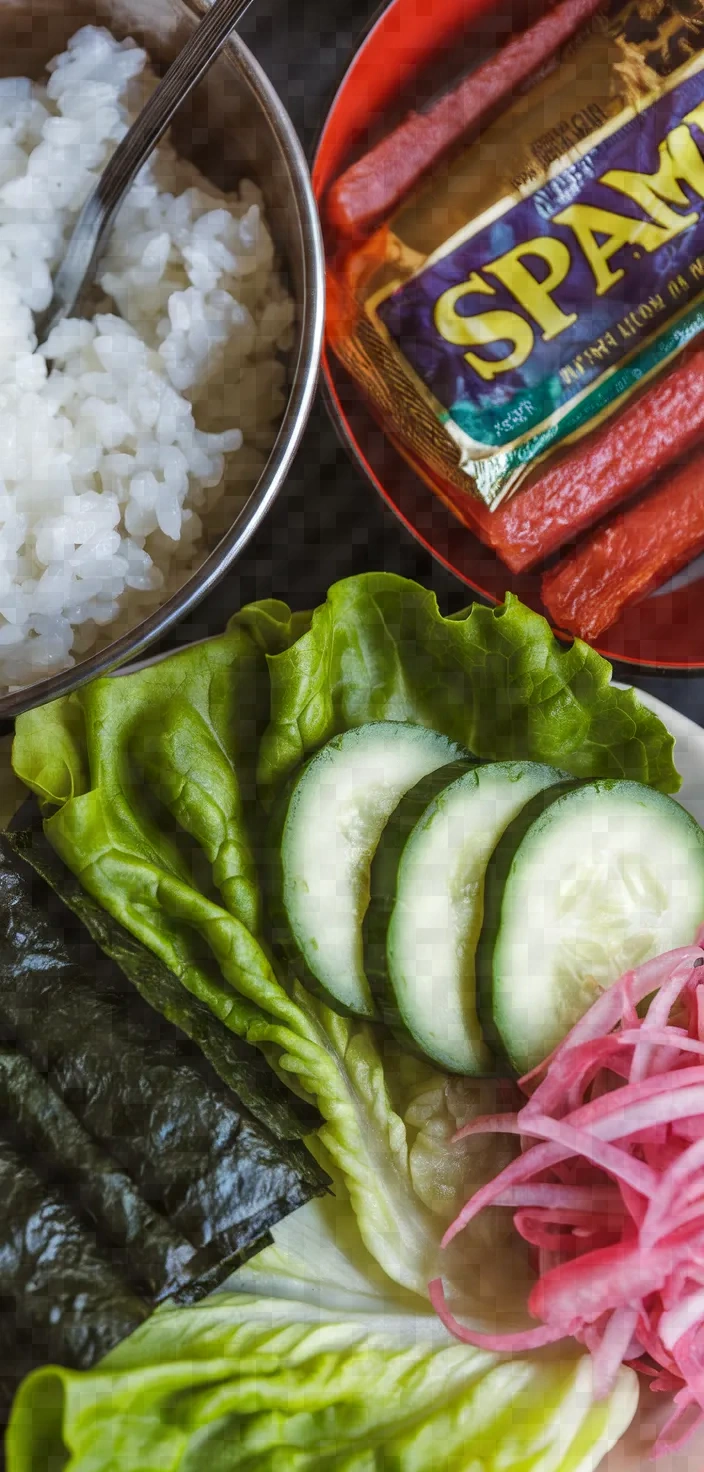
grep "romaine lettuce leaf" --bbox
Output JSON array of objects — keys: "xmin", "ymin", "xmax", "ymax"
[
  {"xmin": 235, "ymin": 575, "xmax": 678, "ymax": 799},
  {"xmin": 7, "ymin": 1190, "xmax": 638, "ymax": 1472}
]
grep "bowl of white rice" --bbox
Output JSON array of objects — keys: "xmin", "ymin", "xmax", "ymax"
[{"xmin": 0, "ymin": 0, "xmax": 324, "ymax": 715}]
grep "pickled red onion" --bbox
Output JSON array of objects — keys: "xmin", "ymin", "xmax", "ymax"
[{"xmin": 431, "ymin": 945, "xmax": 704, "ymax": 1455}]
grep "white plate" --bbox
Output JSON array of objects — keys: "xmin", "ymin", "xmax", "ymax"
[
  {"xmin": 577, "ymin": 689, "xmax": 704, "ymax": 1469},
  {"xmin": 5, "ymin": 675, "xmax": 704, "ymax": 1466},
  {"xmin": 630, "ymin": 687, "xmax": 704, "ymax": 827}
]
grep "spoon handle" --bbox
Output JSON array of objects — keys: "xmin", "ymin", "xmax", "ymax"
[{"xmin": 36, "ymin": 0, "xmax": 256, "ymax": 343}]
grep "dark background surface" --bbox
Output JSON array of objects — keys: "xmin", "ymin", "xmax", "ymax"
[{"xmin": 165, "ymin": 0, "xmax": 704, "ymax": 728}]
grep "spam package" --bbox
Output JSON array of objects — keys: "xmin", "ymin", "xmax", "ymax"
[{"xmin": 326, "ymin": 0, "xmax": 704, "ymax": 638}]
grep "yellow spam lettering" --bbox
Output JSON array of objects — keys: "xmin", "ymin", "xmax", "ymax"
[
  {"xmin": 556, "ymin": 110, "xmax": 704, "ymax": 291},
  {"xmin": 483, "ymin": 238, "xmax": 577, "ymax": 341},
  {"xmin": 433, "ymin": 275, "xmax": 534, "ymax": 380},
  {"xmin": 600, "ymin": 125, "xmax": 703, "ymax": 232},
  {"xmin": 434, "ymin": 101, "xmax": 704, "ymax": 375},
  {"xmin": 551, "ymin": 204, "xmax": 671, "ymax": 294}
]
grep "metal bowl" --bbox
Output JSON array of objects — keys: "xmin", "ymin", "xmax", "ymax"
[{"xmin": 0, "ymin": 0, "xmax": 324, "ymax": 719}]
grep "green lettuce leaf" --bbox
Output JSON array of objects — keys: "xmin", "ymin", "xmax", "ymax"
[
  {"xmin": 7, "ymin": 841, "xmax": 526, "ymax": 1303},
  {"xmin": 10, "ymin": 579, "xmax": 680, "ymax": 1312},
  {"xmin": 236, "ymin": 575, "xmax": 678, "ymax": 799},
  {"xmin": 10, "ymin": 824, "xmax": 319, "ymax": 1143},
  {"xmin": 16, "ymin": 626, "xmax": 266, "ymax": 926},
  {"xmin": 9, "ymin": 577, "xmax": 663, "ymax": 1467},
  {"xmin": 7, "ymin": 1191, "xmax": 638, "ymax": 1472},
  {"xmin": 12, "ymin": 653, "xmax": 509, "ymax": 1303},
  {"xmin": 14, "ymin": 628, "xmax": 290, "ymax": 1043},
  {"xmin": 13, "ymin": 694, "xmax": 89, "ymax": 807}
]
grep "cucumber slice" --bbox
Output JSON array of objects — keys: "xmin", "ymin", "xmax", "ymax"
[
  {"xmin": 365, "ymin": 758, "xmax": 477, "ymax": 1006},
  {"xmin": 480, "ymin": 780, "xmax": 704, "ymax": 1077},
  {"xmin": 277, "ymin": 722, "xmax": 470, "ymax": 1017},
  {"xmin": 370, "ymin": 762, "xmax": 567, "ymax": 1074}
]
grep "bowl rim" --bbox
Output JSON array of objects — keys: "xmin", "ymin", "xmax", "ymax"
[{"xmin": 0, "ymin": 0, "xmax": 325, "ymax": 721}]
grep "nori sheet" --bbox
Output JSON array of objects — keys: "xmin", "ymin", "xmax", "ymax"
[
  {"xmin": 0, "ymin": 830, "xmax": 326, "ymax": 1409},
  {"xmin": 0, "ymin": 1129, "xmax": 149, "ymax": 1420},
  {"xmin": 9, "ymin": 808, "xmax": 318, "ymax": 1143}
]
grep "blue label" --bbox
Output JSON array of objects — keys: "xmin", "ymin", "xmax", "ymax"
[{"xmin": 375, "ymin": 59, "xmax": 704, "ymax": 459}]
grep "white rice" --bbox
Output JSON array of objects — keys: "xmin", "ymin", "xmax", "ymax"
[{"xmin": 0, "ymin": 26, "xmax": 295, "ymax": 690}]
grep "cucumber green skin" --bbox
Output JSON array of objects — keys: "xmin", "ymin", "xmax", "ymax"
[
  {"xmin": 364, "ymin": 759, "xmax": 479, "ymax": 1057},
  {"xmin": 475, "ymin": 779, "xmax": 593, "ymax": 1075},
  {"xmin": 263, "ymin": 760, "xmax": 375, "ymax": 1018}
]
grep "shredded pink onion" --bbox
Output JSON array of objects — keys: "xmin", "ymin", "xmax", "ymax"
[{"xmin": 433, "ymin": 945, "xmax": 704, "ymax": 1456}]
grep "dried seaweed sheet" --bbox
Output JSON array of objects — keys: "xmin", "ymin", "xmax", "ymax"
[
  {"xmin": 0, "ymin": 1127, "xmax": 149, "ymax": 1420},
  {"xmin": 0, "ymin": 831, "xmax": 325, "ymax": 1406},
  {"xmin": 10, "ymin": 809, "xmax": 318, "ymax": 1142}
]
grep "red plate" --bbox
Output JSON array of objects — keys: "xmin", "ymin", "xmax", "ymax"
[{"xmin": 313, "ymin": 0, "xmax": 704, "ymax": 672}]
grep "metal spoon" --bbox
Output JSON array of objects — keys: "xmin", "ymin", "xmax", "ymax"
[{"xmin": 34, "ymin": 0, "xmax": 256, "ymax": 346}]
